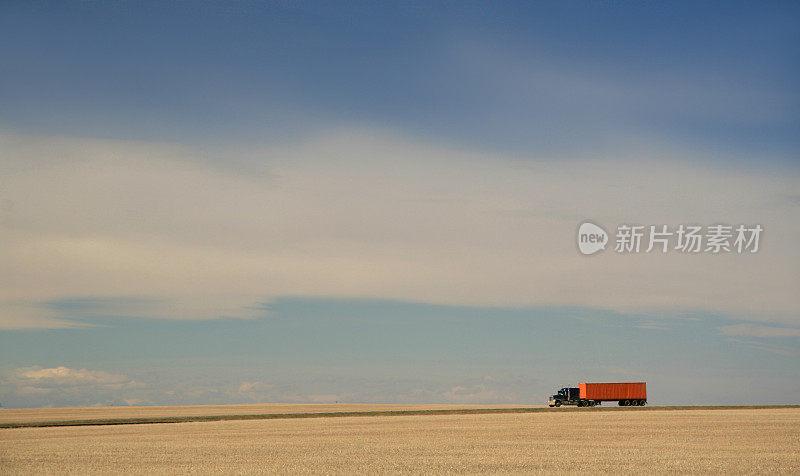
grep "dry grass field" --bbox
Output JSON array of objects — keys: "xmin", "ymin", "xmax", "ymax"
[
  {"xmin": 0, "ymin": 403, "xmax": 525, "ymax": 425},
  {"xmin": 2, "ymin": 407, "xmax": 798, "ymax": 474}
]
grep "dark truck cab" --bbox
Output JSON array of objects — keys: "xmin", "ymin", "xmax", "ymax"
[{"xmin": 548, "ymin": 387, "xmax": 586, "ymax": 407}]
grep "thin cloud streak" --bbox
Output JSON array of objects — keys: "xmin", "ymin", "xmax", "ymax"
[{"xmin": 719, "ymin": 323, "xmax": 800, "ymax": 338}]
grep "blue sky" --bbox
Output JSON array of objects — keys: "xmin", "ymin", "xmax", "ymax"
[
  {"xmin": 2, "ymin": 298, "xmax": 798, "ymax": 407},
  {"xmin": 0, "ymin": 1, "xmax": 798, "ymax": 407},
  {"xmin": 2, "ymin": 2, "xmax": 798, "ymax": 158}
]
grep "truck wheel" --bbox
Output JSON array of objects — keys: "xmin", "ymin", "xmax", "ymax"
[
  {"xmin": 554, "ymin": 401, "xmax": 561, "ymax": 407},
  {"xmin": 619, "ymin": 400, "xmax": 628, "ymax": 406}
]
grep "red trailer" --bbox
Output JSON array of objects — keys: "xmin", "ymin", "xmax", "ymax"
[
  {"xmin": 548, "ymin": 382, "xmax": 647, "ymax": 407},
  {"xmin": 580, "ymin": 382, "xmax": 647, "ymax": 406}
]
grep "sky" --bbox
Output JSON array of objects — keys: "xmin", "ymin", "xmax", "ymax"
[{"xmin": 1, "ymin": 1, "xmax": 798, "ymax": 408}]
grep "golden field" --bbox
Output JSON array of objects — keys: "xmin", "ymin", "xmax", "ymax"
[
  {"xmin": 1, "ymin": 407, "xmax": 798, "ymax": 474},
  {"xmin": 0, "ymin": 403, "xmax": 524, "ymax": 425}
]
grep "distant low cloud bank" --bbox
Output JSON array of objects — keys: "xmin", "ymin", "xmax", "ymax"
[
  {"xmin": 1, "ymin": 366, "xmax": 144, "ymax": 406},
  {"xmin": 16, "ymin": 366, "xmax": 130, "ymax": 385}
]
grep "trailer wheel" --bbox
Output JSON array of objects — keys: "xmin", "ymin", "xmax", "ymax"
[
  {"xmin": 619, "ymin": 400, "xmax": 628, "ymax": 406},
  {"xmin": 639, "ymin": 400, "xmax": 646, "ymax": 406}
]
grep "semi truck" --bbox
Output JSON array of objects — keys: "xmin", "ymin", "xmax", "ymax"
[{"xmin": 548, "ymin": 382, "xmax": 647, "ymax": 407}]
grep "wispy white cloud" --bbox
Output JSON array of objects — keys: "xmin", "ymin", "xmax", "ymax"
[
  {"xmin": 237, "ymin": 380, "xmax": 274, "ymax": 396},
  {"xmin": 634, "ymin": 321, "xmax": 673, "ymax": 331},
  {"xmin": 725, "ymin": 338, "xmax": 796, "ymax": 356},
  {"xmin": 719, "ymin": 323, "xmax": 800, "ymax": 338},
  {"xmin": 238, "ymin": 381, "xmax": 269, "ymax": 393},
  {"xmin": 1, "ymin": 129, "xmax": 798, "ymax": 329}
]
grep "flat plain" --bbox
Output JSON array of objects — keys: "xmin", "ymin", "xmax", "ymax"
[
  {"xmin": 2, "ymin": 407, "xmax": 798, "ymax": 474},
  {"xmin": 0, "ymin": 403, "xmax": 524, "ymax": 425}
]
